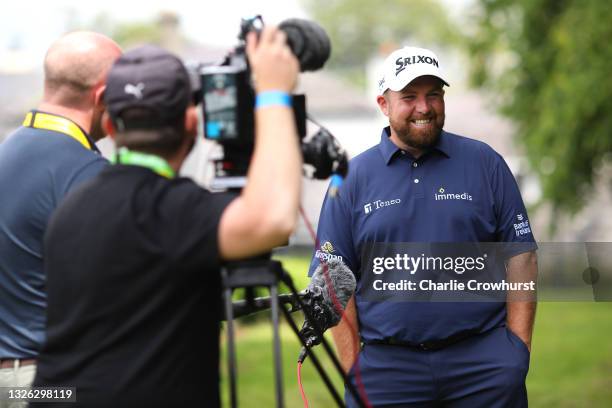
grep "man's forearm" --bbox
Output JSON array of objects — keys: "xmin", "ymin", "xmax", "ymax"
[
  {"xmin": 506, "ymin": 250, "xmax": 538, "ymax": 350},
  {"xmin": 247, "ymin": 105, "xmax": 301, "ymax": 225},
  {"xmin": 217, "ymin": 26, "xmax": 302, "ymax": 258},
  {"xmin": 243, "ymin": 27, "xmax": 301, "ymax": 236},
  {"xmin": 331, "ymin": 296, "xmax": 360, "ymax": 374}
]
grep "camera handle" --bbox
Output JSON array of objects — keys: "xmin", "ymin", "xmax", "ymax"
[{"xmin": 222, "ymin": 259, "xmax": 366, "ymax": 408}]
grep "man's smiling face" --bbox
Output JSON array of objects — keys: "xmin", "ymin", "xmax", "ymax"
[{"xmin": 377, "ymin": 75, "xmax": 446, "ymax": 156}]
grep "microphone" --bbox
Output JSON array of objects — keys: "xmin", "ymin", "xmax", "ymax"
[
  {"xmin": 223, "ymin": 258, "xmax": 355, "ymax": 363},
  {"xmin": 298, "ymin": 259, "xmax": 356, "ymax": 363},
  {"xmin": 226, "ymin": 258, "xmax": 354, "ymax": 319},
  {"xmin": 279, "ymin": 18, "xmax": 331, "ymax": 72}
]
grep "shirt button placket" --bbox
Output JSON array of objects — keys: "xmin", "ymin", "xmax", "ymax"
[{"xmin": 412, "ymin": 161, "xmax": 425, "ymax": 198}]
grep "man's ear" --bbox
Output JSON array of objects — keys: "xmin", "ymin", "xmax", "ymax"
[
  {"xmin": 94, "ymin": 85, "xmax": 106, "ymax": 107},
  {"xmin": 184, "ymin": 106, "xmax": 198, "ymax": 138},
  {"xmin": 102, "ymin": 111, "xmax": 116, "ymax": 139},
  {"xmin": 377, "ymin": 94, "xmax": 390, "ymax": 117}
]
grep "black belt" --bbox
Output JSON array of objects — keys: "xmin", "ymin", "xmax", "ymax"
[{"xmin": 363, "ymin": 329, "xmax": 478, "ymax": 351}]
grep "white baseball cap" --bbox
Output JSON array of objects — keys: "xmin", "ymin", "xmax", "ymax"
[{"xmin": 377, "ymin": 46, "xmax": 449, "ymax": 95}]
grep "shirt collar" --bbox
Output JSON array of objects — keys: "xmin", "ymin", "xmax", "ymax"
[{"xmin": 378, "ymin": 127, "xmax": 452, "ymax": 165}]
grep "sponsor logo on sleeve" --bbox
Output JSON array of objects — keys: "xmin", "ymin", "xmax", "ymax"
[
  {"xmin": 513, "ymin": 213, "xmax": 532, "ymax": 236},
  {"xmin": 321, "ymin": 241, "xmax": 334, "ymax": 253},
  {"xmin": 315, "ymin": 241, "xmax": 343, "ymax": 262}
]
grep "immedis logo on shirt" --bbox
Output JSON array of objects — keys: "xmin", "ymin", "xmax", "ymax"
[{"xmin": 434, "ymin": 187, "xmax": 473, "ymax": 201}]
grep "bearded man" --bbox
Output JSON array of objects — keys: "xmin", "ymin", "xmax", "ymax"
[{"xmin": 308, "ymin": 46, "xmax": 537, "ymax": 408}]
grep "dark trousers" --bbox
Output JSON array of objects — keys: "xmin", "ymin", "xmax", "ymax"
[{"xmin": 346, "ymin": 326, "xmax": 530, "ymax": 408}]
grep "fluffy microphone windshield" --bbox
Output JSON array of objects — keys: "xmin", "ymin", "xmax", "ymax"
[
  {"xmin": 307, "ymin": 258, "xmax": 356, "ymax": 327},
  {"xmin": 297, "ymin": 259, "xmax": 356, "ymax": 360}
]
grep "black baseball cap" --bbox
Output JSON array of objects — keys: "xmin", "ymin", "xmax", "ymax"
[{"xmin": 104, "ymin": 45, "xmax": 191, "ymax": 130}]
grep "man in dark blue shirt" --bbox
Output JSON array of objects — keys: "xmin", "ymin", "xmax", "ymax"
[
  {"xmin": 309, "ymin": 46, "xmax": 537, "ymax": 407},
  {"xmin": 0, "ymin": 32, "xmax": 121, "ymax": 395}
]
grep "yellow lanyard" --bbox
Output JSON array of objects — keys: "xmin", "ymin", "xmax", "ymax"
[{"xmin": 22, "ymin": 111, "xmax": 97, "ymax": 152}]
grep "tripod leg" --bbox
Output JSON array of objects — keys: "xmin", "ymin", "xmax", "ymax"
[
  {"xmin": 270, "ymin": 285, "xmax": 285, "ymax": 408},
  {"xmin": 223, "ymin": 273, "xmax": 238, "ymax": 408},
  {"xmin": 280, "ymin": 306, "xmax": 345, "ymax": 407},
  {"xmin": 283, "ymin": 276, "xmax": 365, "ymax": 408}
]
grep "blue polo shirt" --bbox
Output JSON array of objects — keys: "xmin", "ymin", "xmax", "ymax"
[
  {"xmin": 0, "ymin": 124, "xmax": 107, "ymax": 358},
  {"xmin": 308, "ymin": 128, "xmax": 536, "ymax": 343}
]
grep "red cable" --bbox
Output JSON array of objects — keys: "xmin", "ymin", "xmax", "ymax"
[
  {"xmin": 297, "ymin": 362, "xmax": 309, "ymax": 408},
  {"xmin": 299, "ymin": 205, "xmax": 372, "ymax": 408}
]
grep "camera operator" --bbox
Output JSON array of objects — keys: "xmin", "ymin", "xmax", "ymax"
[{"xmin": 31, "ymin": 27, "xmax": 300, "ymax": 407}]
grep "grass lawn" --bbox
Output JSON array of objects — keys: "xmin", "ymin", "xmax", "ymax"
[{"xmin": 220, "ymin": 255, "xmax": 612, "ymax": 407}]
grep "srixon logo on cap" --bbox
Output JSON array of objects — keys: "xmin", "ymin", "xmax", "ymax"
[{"xmin": 395, "ymin": 55, "xmax": 439, "ymax": 76}]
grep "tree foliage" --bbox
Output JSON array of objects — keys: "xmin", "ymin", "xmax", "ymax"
[
  {"xmin": 303, "ymin": 0, "xmax": 459, "ymax": 86},
  {"xmin": 468, "ymin": 0, "xmax": 612, "ymax": 213},
  {"xmin": 111, "ymin": 22, "xmax": 164, "ymax": 48},
  {"xmin": 85, "ymin": 12, "xmax": 172, "ymax": 49}
]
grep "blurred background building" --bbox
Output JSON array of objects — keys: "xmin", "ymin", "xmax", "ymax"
[{"xmin": 1, "ymin": 0, "xmax": 610, "ymax": 243}]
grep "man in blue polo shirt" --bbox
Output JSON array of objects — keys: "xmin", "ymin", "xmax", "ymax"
[
  {"xmin": 0, "ymin": 31, "xmax": 121, "ymax": 398},
  {"xmin": 309, "ymin": 46, "xmax": 537, "ymax": 407}
]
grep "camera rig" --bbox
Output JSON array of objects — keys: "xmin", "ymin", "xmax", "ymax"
[
  {"xmin": 191, "ymin": 15, "xmax": 348, "ymax": 190},
  {"xmin": 190, "ymin": 16, "xmax": 363, "ymax": 407}
]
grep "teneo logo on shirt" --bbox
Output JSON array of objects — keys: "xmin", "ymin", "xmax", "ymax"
[
  {"xmin": 434, "ymin": 187, "xmax": 473, "ymax": 201},
  {"xmin": 363, "ymin": 198, "xmax": 401, "ymax": 215},
  {"xmin": 395, "ymin": 55, "xmax": 439, "ymax": 75},
  {"xmin": 513, "ymin": 213, "xmax": 532, "ymax": 237},
  {"xmin": 315, "ymin": 241, "xmax": 343, "ymax": 262}
]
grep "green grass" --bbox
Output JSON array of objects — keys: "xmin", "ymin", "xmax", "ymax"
[
  {"xmin": 220, "ymin": 320, "xmax": 344, "ymax": 407},
  {"xmin": 528, "ymin": 303, "xmax": 612, "ymax": 407},
  {"xmin": 220, "ymin": 255, "xmax": 612, "ymax": 407}
]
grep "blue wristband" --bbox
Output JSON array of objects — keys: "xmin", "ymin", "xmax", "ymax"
[{"xmin": 255, "ymin": 91, "xmax": 292, "ymax": 109}]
